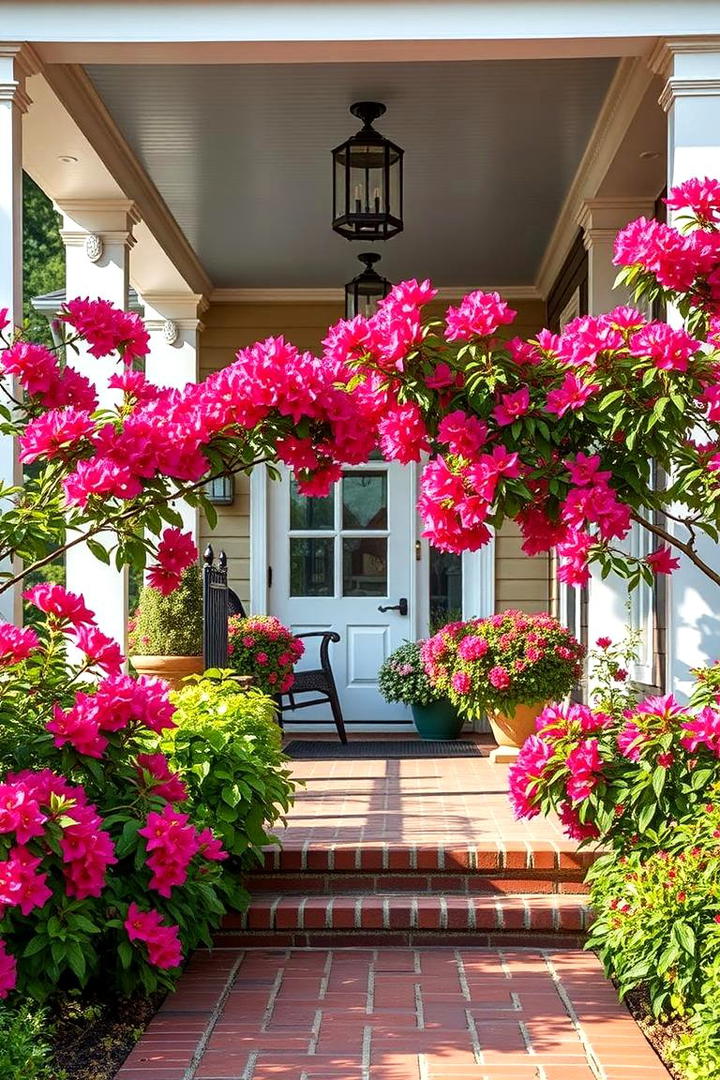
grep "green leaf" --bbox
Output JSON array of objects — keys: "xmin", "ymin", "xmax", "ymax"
[
  {"xmin": 672, "ymin": 921, "xmax": 696, "ymax": 956},
  {"xmin": 86, "ymin": 537, "xmax": 111, "ymax": 565},
  {"xmin": 651, "ymin": 766, "xmax": 666, "ymax": 798}
]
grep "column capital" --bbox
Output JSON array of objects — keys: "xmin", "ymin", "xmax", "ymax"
[
  {"xmin": 577, "ymin": 198, "xmax": 656, "ymax": 248},
  {"xmin": 648, "ymin": 37, "xmax": 720, "ymax": 113},
  {"xmin": 0, "ymin": 43, "xmax": 42, "ymax": 114},
  {"xmin": 57, "ymin": 199, "xmax": 140, "ymax": 255},
  {"xmin": 140, "ymin": 292, "xmax": 208, "ymax": 341}
]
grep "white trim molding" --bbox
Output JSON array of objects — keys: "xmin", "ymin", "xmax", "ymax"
[
  {"xmin": 210, "ymin": 284, "xmax": 543, "ymax": 304},
  {"xmin": 249, "ymin": 465, "xmax": 269, "ymax": 615},
  {"xmin": 536, "ymin": 56, "xmax": 657, "ymax": 298}
]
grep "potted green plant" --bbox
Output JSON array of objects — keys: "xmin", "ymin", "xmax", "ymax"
[
  {"xmin": 128, "ymin": 563, "xmax": 204, "ymax": 688},
  {"xmin": 378, "ymin": 640, "xmax": 464, "ymax": 740},
  {"xmin": 421, "ymin": 610, "xmax": 584, "ymax": 750},
  {"xmin": 227, "ymin": 614, "xmax": 304, "ymax": 695}
]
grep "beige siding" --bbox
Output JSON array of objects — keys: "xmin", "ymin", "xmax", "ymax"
[{"xmin": 199, "ymin": 297, "xmax": 550, "ymax": 613}]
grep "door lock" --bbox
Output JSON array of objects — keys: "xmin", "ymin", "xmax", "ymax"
[{"xmin": 378, "ymin": 597, "xmax": 408, "ymax": 616}]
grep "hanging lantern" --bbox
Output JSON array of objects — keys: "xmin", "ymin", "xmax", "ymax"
[
  {"xmin": 332, "ymin": 102, "xmax": 404, "ymax": 241},
  {"xmin": 344, "ymin": 252, "xmax": 392, "ymax": 319}
]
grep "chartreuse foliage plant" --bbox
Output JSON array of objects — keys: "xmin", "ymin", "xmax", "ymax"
[
  {"xmin": 421, "ymin": 611, "xmax": 584, "ymax": 718},
  {"xmin": 0, "ymin": 1002, "xmax": 54, "ymax": 1079},
  {"xmin": 378, "ymin": 640, "xmax": 442, "ymax": 708},
  {"xmin": 128, "ymin": 563, "xmax": 203, "ymax": 657},
  {"xmin": 164, "ymin": 673, "xmax": 295, "ymax": 861}
]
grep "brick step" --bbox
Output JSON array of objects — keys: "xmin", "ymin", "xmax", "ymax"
[
  {"xmin": 218, "ymin": 892, "xmax": 592, "ymax": 949},
  {"xmin": 244, "ymin": 871, "xmax": 589, "ymax": 895},
  {"xmin": 259, "ymin": 840, "xmax": 599, "ymax": 876}
]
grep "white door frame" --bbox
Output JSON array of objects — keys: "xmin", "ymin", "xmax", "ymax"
[{"xmin": 251, "ymin": 463, "xmax": 495, "ymax": 623}]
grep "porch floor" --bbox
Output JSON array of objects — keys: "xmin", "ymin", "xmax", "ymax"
[{"xmin": 116, "ymin": 739, "xmax": 671, "ymax": 1080}]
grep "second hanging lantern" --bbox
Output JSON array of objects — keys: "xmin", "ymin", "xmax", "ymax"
[{"xmin": 344, "ymin": 252, "xmax": 392, "ymax": 318}]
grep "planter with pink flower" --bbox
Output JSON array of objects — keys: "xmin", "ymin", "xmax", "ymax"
[
  {"xmin": 128, "ymin": 562, "xmax": 204, "ymax": 689},
  {"xmin": 421, "ymin": 610, "xmax": 584, "ymax": 753},
  {"xmin": 227, "ymin": 614, "xmax": 304, "ymax": 696}
]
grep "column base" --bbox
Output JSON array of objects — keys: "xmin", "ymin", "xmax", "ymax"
[{"xmin": 489, "ymin": 745, "xmax": 521, "ymax": 765}]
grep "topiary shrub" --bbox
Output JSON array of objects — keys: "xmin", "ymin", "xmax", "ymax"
[
  {"xmin": 129, "ymin": 563, "xmax": 203, "ymax": 657},
  {"xmin": 164, "ymin": 673, "xmax": 295, "ymax": 862}
]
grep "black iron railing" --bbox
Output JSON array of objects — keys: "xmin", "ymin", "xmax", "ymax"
[{"xmin": 202, "ymin": 545, "xmax": 229, "ymax": 669}]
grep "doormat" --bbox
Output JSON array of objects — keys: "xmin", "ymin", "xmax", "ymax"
[{"xmin": 283, "ymin": 739, "xmax": 486, "ymax": 760}]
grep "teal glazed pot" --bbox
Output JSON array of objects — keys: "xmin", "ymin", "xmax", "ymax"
[{"xmin": 411, "ymin": 699, "xmax": 465, "ymax": 740}]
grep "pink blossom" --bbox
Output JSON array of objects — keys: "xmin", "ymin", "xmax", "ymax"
[
  {"xmin": 72, "ymin": 625, "xmax": 124, "ymax": 675},
  {"xmin": 564, "ymin": 453, "xmax": 611, "ymax": 488},
  {"xmin": 565, "ymin": 738, "xmax": 604, "ymax": 802},
  {"xmin": 0, "ymin": 624, "xmax": 39, "ymax": 667},
  {"xmin": 60, "ymin": 298, "xmax": 150, "ymax": 364},
  {"xmin": 596, "ymin": 637, "xmax": 612, "ymax": 649},
  {"xmin": 0, "ymin": 784, "xmax": 46, "ymax": 844},
  {"xmin": 48, "ymin": 697, "xmax": 108, "ymax": 758},
  {"xmin": 451, "ymin": 671, "xmax": 471, "ymax": 694},
  {"xmin": 426, "ymin": 362, "xmax": 461, "ymax": 390},
  {"xmin": 457, "ymin": 636, "xmax": 489, "ymax": 661},
  {"xmin": 508, "ymin": 735, "xmax": 554, "ymax": 819},
  {"xmin": 665, "ymin": 177, "xmax": 720, "ymax": 223},
  {"xmin": 617, "ymin": 721, "xmax": 647, "ymax": 762},
  {"xmin": 18, "ymin": 408, "xmax": 96, "ymax": 464},
  {"xmin": 629, "ymin": 323, "xmax": 700, "ymax": 372},
  {"xmin": 492, "ymin": 387, "xmax": 530, "ymax": 427},
  {"xmin": 682, "ymin": 706, "xmax": 720, "ymax": 756},
  {"xmin": 136, "ymin": 753, "xmax": 188, "ymax": 803},
  {"xmin": 645, "ymin": 547, "xmax": 681, "ymax": 575},
  {"xmin": 146, "ymin": 528, "xmax": 198, "ymax": 597},
  {"xmin": 445, "ymin": 290, "xmax": 516, "ymax": 341},
  {"xmin": 0, "ymin": 846, "xmax": 52, "ymax": 915},
  {"xmin": 93, "ymin": 674, "xmax": 177, "ymax": 734},
  {"xmin": 437, "ymin": 410, "xmax": 488, "ymax": 457},
  {"xmin": 556, "ymin": 529, "xmax": 594, "ymax": 588},
  {"xmin": 197, "ymin": 827, "xmax": 228, "ymax": 862},
  {"xmin": 378, "ymin": 401, "xmax": 429, "ymax": 464},
  {"xmin": 139, "ymin": 804, "xmax": 201, "ymax": 898},
  {"xmin": 488, "ymin": 666, "xmax": 511, "ymax": 690},
  {"xmin": 0, "ymin": 341, "xmax": 59, "ymax": 397},
  {"xmin": 23, "ymin": 583, "xmax": 94, "ymax": 626},
  {"xmin": 557, "ymin": 802, "xmax": 600, "ymax": 842},
  {"xmin": 124, "ymin": 902, "xmax": 183, "ymax": 969},
  {"xmin": 0, "ymin": 941, "xmax": 16, "ymax": 998},
  {"xmin": 545, "ymin": 373, "xmax": 600, "ymax": 417}
]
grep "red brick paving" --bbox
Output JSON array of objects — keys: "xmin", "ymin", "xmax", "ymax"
[
  {"xmin": 117, "ymin": 947, "xmax": 671, "ymax": 1079},
  {"xmin": 116, "ymin": 748, "xmax": 669, "ymax": 1079}
]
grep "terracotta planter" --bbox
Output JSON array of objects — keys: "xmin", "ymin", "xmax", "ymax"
[
  {"xmin": 129, "ymin": 655, "xmax": 204, "ymax": 690},
  {"xmin": 488, "ymin": 701, "xmax": 547, "ymax": 749}
]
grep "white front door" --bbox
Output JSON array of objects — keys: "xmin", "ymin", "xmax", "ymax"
[{"xmin": 268, "ymin": 460, "xmax": 415, "ymax": 727}]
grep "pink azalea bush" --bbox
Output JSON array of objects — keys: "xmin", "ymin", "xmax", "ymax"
[
  {"xmin": 0, "ymin": 588, "xmax": 242, "ymax": 1001},
  {"xmin": 421, "ymin": 610, "xmax": 584, "ymax": 718},
  {"xmin": 227, "ymin": 615, "xmax": 304, "ymax": 695},
  {"xmin": 508, "ymin": 638, "xmax": 720, "ymax": 853}
]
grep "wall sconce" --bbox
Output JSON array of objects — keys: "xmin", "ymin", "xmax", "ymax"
[{"xmin": 205, "ymin": 474, "xmax": 235, "ymax": 505}]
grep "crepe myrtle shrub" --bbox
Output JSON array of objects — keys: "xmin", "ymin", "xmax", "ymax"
[
  {"xmin": 586, "ymin": 796, "xmax": 720, "ymax": 1023},
  {"xmin": 162, "ymin": 673, "xmax": 295, "ymax": 862},
  {"xmin": 508, "ymin": 647, "xmax": 720, "ymax": 854},
  {"xmin": 128, "ymin": 563, "xmax": 204, "ymax": 657},
  {"xmin": 0, "ymin": 599, "xmax": 245, "ymax": 1003},
  {"xmin": 226, "ymin": 615, "xmax": 304, "ymax": 696},
  {"xmin": 421, "ymin": 611, "xmax": 584, "ymax": 719},
  {"xmin": 378, "ymin": 640, "xmax": 443, "ymax": 708}
]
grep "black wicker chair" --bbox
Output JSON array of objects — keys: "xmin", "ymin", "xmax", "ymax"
[{"xmin": 228, "ymin": 590, "xmax": 347, "ymax": 744}]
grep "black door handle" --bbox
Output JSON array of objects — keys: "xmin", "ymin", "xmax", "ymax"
[{"xmin": 378, "ymin": 597, "xmax": 408, "ymax": 616}]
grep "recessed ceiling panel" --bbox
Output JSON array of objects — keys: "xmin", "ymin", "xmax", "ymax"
[{"xmin": 86, "ymin": 59, "xmax": 617, "ymax": 288}]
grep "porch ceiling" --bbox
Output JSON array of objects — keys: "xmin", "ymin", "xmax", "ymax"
[{"xmin": 85, "ymin": 58, "xmax": 618, "ymax": 289}]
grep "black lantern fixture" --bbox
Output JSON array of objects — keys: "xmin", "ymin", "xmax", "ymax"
[
  {"xmin": 332, "ymin": 102, "xmax": 404, "ymax": 241},
  {"xmin": 345, "ymin": 252, "xmax": 392, "ymax": 318}
]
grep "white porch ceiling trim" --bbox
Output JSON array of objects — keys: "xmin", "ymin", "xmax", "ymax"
[
  {"xmin": 210, "ymin": 286, "xmax": 543, "ymax": 304},
  {"xmin": 42, "ymin": 63, "xmax": 212, "ymax": 298},
  {"xmin": 535, "ymin": 55, "xmax": 657, "ymax": 299}
]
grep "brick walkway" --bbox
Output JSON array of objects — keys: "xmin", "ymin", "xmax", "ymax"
[{"xmin": 116, "ymin": 744, "xmax": 672, "ymax": 1079}]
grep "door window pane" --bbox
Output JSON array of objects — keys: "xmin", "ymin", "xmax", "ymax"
[
  {"xmin": 343, "ymin": 537, "xmax": 387, "ymax": 596},
  {"xmin": 290, "ymin": 480, "xmax": 334, "ymax": 530},
  {"xmin": 429, "ymin": 549, "xmax": 463, "ymax": 632},
  {"xmin": 342, "ymin": 471, "xmax": 387, "ymax": 530},
  {"xmin": 290, "ymin": 538, "xmax": 335, "ymax": 596}
]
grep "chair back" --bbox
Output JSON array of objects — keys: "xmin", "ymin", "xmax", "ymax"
[{"xmin": 202, "ymin": 545, "xmax": 229, "ymax": 668}]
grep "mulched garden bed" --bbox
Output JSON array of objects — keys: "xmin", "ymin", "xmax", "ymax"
[
  {"xmin": 625, "ymin": 987, "xmax": 690, "ymax": 1080},
  {"xmin": 50, "ymin": 991, "xmax": 163, "ymax": 1080}
]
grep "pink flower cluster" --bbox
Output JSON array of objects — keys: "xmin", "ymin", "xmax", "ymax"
[
  {"xmin": 48, "ymin": 674, "xmax": 177, "ymax": 758},
  {"xmin": 0, "ymin": 769, "xmax": 116, "ymax": 913},
  {"xmin": 138, "ymin": 804, "xmax": 225, "ymax": 898},
  {"xmin": 0, "ymin": 624, "xmax": 39, "ymax": 667},
  {"xmin": 135, "ymin": 753, "xmax": 188, "ymax": 803},
  {"xmin": 146, "ymin": 529, "xmax": 198, "ymax": 596},
  {"xmin": 124, "ymin": 902, "xmax": 182, "ymax": 969},
  {"xmin": 60, "ymin": 298, "xmax": 150, "ymax": 365},
  {"xmin": 227, "ymin": 614, "xmax": 304, "ymax": 695}
]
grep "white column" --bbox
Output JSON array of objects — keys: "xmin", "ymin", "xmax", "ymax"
[
  {"xmin": 650, "ymin": 38, "xmax": 720, "ymax": 698},
  {"xmin": 58, "ymin": 199, "xmax": 139, "ymax": 649},
  {"xmin": 140, "ymin": 292, "xmax": 206, "ymax": 543},
  {"xmin": 578, "ymin": 199, "xmax": 656, "ymax": 676},
  {"xmin": 0, "ymin": 45, "xmax": 36, "ymax": 624}
]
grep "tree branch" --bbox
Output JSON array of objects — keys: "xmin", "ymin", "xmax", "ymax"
[{"xmin": 631, "ymin": 510, "xmax": 720, "ymax": 588}]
